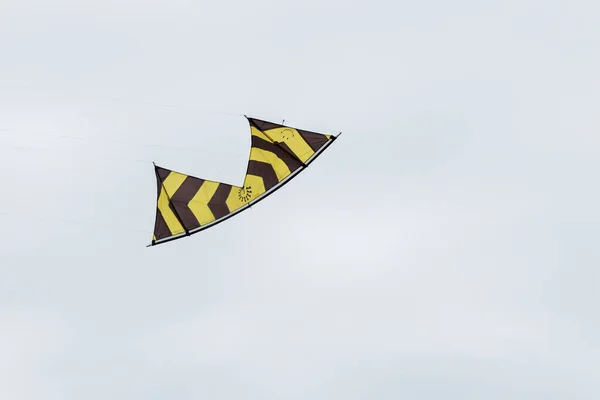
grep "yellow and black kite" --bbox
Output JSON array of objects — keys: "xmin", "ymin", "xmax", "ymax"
[{"xmin": 150, "ymin": 116, "xmax": 340, "ymax": 246}]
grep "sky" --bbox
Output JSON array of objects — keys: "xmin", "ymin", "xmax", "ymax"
[{"xmin": 1, "ymin": 0, "xmax": 599, "ymax": 398}]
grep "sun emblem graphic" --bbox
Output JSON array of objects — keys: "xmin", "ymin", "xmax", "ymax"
[{"xmin": 238, "ymin": 185, "xmax": 252, "ymax": 202}]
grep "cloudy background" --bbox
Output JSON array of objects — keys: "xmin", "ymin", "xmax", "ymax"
[{"xmin": 1, "ymin": 0, "xmax": 599, "ymax": 398}]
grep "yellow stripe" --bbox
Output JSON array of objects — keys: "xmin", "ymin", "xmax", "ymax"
[
  {"xmin": 162, "ymin": 171, "xmax": 188, "ymax": 196},
  {"xmin": 264, "ymin": 127, "xmax": 315, "ymax": 163},
  {"xmin": 250, "ymin": 126, "xmax": 273, "ymax": 143},
  {"xmin": 157, "ymin": 186, "xmax": 184, "ymax": 235},
  {"xmin": 249, "ymin": 147, "xmax": 291, "ymax": 181},
  {"xmin": 225, "ymin": 174, "xmax": 267, "ymax": 212},
  {"xmin": 158, "ymin": 171, "xmax": 188, "ymax": 234},
  {"xmin": 243, "ymin": 174, "xmax": 266, "ymax": 199},
  {"xmin": 223, "ymin": 185, "xmax": 242, "ymax": 213},
  {"xmin": 188, "ymin": 180, "xmax": 220, "ymax": 225}
]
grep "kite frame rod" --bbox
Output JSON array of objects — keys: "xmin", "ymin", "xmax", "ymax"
[{"xmin": 148, "ymin": 132, "xmax": 341, "ymax": 247}]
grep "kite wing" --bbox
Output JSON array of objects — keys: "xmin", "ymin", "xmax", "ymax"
[{"xmin": 150, "ymin": 116, "xmax": 340, "ymax": 246}]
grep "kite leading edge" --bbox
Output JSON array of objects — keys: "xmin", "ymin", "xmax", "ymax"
[{"xmin": 149, "ymin": 116, "xmax": 341, "ymax": 246}]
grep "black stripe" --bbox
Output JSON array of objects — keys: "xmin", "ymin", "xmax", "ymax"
[
  {"xmin": 278, "ymin": 141, "xmax": 306, "ymax": 165},
  {"xmin": 153, "ymin": 208, "xmax": 172, "ymax": 240},
  {"xmin": 208, "ymin": 183, "xmax": 232, "ymax": 220},
  {"xmin": 247, "ymin": 160, "xmax": 279, "ymax": 191},
  {"xmin": 171, "ymin": 176, "xmax": 204, "ymax": 230},
  {"xmin": 298, "ymin": 129, "xmax": 330, "ymax": 152},
  {"xmin": 155, "ymin": 166, "xmax": 171, "ymax": 182},
  {"xmin": 247, "ymin": 118, "xmax": 283, "ymax": 132},
  {"xmin": 251, "ymin": 135, "xmax": 302, "ymax": 173}
]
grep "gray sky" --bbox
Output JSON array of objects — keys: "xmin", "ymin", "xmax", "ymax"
[{"xmin": 1, "ymin": 0, "xmax": 599, "ymax": 399}]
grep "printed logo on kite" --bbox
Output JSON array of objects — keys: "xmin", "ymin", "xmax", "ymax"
[
  {"xmin": 280, "ymin": 128, "xmax": 295, "ymax": 141},
  {"xmin": 238, "ymin": 185, "xmax": 252, "ymax": 203}
]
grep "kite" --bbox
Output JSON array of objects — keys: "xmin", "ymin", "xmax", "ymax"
[{"xmin": 149, "ymin": 116, "xmax": 341, "ymax": 246}]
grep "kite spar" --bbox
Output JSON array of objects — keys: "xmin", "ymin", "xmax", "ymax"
[{"xmin": 150, "ymin": 116, "xmax": 340, "ymax": 246}]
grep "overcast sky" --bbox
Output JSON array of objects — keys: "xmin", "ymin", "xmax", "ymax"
[{"xmin": 1, "ymin": 0, "xmax": 599, "ymax": 399}]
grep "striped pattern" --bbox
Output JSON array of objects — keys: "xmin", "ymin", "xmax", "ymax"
[{"xmin": 151, "ymin": 117, "xmax": 335, "ymax": 243}]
